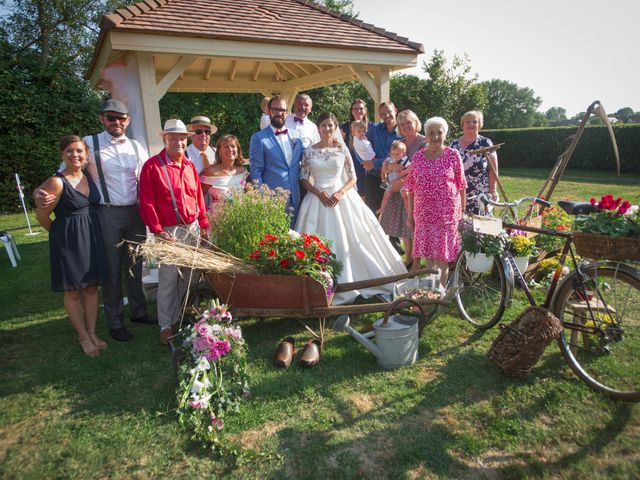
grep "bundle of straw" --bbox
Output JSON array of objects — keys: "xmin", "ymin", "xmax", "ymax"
[{"xmin": 126, "ymin": 239, "xmax": 258, "ymax": 274}]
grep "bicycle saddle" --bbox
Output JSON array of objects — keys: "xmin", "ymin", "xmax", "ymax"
[{"xmin": 557, "ymin": 200, "xmax": 597, "ymax": 215}]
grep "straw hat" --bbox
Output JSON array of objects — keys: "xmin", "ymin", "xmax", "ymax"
[
  {"xmin": 188, "ymin": 115, "xmax": 218, "ymax": 134},
  {"xmin": 158, "ymin": 119, "xmax": 193, "ymax": 137}
]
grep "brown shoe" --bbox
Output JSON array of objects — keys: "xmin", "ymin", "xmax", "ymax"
[
  {"xmin": 299, "ymin": 339, "xmax": 322, "ymax": 368},
  {"xmin": 274, "ymin": 337, "xmax": 295, "ymax": 368},
  {"xmin": 160, "ymin": 327, "xmax": 172, "ymax": 345}
]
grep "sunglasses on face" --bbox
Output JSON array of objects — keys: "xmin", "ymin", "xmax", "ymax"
[
  {"xmin": 104, "ymin": 115, "xmax": 128, "ymax": 122},
  {"xmin": 194, "ymin": 129, "xmax": 211, "ymax": 135}
]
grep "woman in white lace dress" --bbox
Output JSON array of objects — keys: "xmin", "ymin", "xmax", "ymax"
[{"xmin": 295, "ymin": 112, "xmax": 406, "ymax": 305}]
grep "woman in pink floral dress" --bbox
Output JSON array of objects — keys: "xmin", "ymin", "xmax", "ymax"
[{"xmin": 405, "ymin": 117, "xmax": 467, "ymax": 287}]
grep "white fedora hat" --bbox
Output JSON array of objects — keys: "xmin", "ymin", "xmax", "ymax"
[{"xmin": 158, "ymin": 119, "xmax": 193, "ymax": 137}]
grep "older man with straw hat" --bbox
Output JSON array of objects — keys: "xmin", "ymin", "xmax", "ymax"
[
  {"xmin": 187, "ymin": 115, "xmax": 218, "ymax": 174},
  {"xmin": 139, "ymin": 119, "xmax": 209, "ymax": 344}
]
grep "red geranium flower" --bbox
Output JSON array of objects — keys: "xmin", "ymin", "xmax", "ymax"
[
  {"xmin": 280, "ymin": 258, "xmax": 289, "ymax": 268},
  {"xmin": 269, "ymin": 249, "xmax": 276, "ymax": 257},
  {"xmin": 295, "ymin": 249, "xmax": 305, "ymax": 259}
]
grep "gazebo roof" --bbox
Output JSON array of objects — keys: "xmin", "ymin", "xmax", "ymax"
[{"xmin": 86, "ymin": 0, "xmax": 424, "ymax": 93}]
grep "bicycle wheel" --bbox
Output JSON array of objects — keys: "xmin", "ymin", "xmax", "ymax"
[
  {"xmin": 453, "ymin": 252, "xmax": 508, "ymax": 329},
  {"xmin": 552, "ymin": 264, "xmax": 640, "ymax": 401}
]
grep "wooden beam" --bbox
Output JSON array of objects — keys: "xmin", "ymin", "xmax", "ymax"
[
  {"xmin": 156, "ymin": 55, "xmax": 196, "ymax": 96},
  {"xmin": 169, "ymin": 78, "xmax": 284, "ymax": 93},
  {"xmin": 228, "ymin": 60, "xmax": 238, "ymax": 81},
  {"xmin": 350, "ymin": 66, "xmax": 379, "ymax": 101},
  {"xmin": 251, "ymin": 61, "xmax": 262, "ymax": 81},
  {"xmin": 204, "ymin": 59, "xmax": 214, "ymax": 80},
  {"xmin": 273, "ymin": 63, "xmax": 288, "ymax": 81},
  {"xmin": 277, "ymin": 62, "xmax": 299, "ymax": 79},
  {"xmin": 285, "ymin": 65, "xmax": 353, "ymax": 89},
  {"xmin": 294, "ymin": 63, "xmax": 311, "ymax": 75}
]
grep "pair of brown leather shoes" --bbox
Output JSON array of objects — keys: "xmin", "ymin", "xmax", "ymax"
[{"xmin": 273, "ymin": 338, "xmax": 322, "ymax": 368}]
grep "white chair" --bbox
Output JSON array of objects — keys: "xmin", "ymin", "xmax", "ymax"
[{"xmin": 0, "ymin": 231, "xmax": 21, "ymax": 268}]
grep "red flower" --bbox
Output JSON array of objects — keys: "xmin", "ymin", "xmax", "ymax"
[
  {"xmin": 249, "ymin": 250, "xmax": 261, "ymax": 261},
  {"xmin": 295, "ymin": 249, "xmax": 305, "ymax": 259},
  {"xmin": 269, "ymin": 249, "xmax": 276, "ymax": 257},
  {"xmin": 590, "ymin": 198, "xmax": 596, "ymax": 205},
  {"xmin": 280, "ymin": 258, "xmax": 289, "ymax": 268}
]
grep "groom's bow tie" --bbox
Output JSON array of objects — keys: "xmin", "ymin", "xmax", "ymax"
[{"xmin": 275, "ymin": 129, "xmax": 288, "ymax": 136}]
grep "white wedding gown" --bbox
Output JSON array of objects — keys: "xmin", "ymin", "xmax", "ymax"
[{"xmin": 295, "ymin": 145, "xmax": 406, "ymax": 305}]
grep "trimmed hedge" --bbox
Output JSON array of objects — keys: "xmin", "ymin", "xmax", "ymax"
[{"xmin": 482, "ymin": 124, "xmax": 640, "ymax": 173}]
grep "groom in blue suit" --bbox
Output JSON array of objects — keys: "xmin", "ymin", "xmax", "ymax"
[{"xmin": 249, "ymin": 95, "xmax": 304, "ymax": 225}]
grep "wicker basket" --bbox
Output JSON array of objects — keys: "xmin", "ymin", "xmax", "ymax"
[
  {"xmin": 487, "ymin": 307, "xmax": 563, "ymax": 377},
  {"xmin": 573, "ymin": 232, "xmax": 640, "ymax": 261}
]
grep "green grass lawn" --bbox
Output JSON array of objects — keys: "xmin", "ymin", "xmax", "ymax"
[{"xmin": 1, "ymin": 168, "xmax": 639, "ymax": 479}]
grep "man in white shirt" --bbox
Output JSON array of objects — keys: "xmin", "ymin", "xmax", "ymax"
[
  {"xmin": 35, "ymin": 99, "xmax": 155, "ymax": 342},
  {"xmin": 186, "ymin": 116, "xmax": 218, "ymax": 174},
  {"xmin": 284, "ymin": 93, "xmax": 320, "ymax": 149}
]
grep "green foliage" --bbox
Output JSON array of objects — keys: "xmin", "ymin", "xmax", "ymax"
[
  {"xmin": 209, "ymin": 184, "xmax": 291, "ymax": 260},
  {"xmin": 160, "ymin": 92, "xmax": 264, "ymax": 154},
  {"xmin": 460, "ymin": 221, "xmax": 505, "ymax": 255},
  {"xmin": 480, "ymin": 79, "xmax": 542, "ymax": 129},
  {"xmin": 314, "ymin": 0, "xmax": 358, "ymax": 17},
  {"xmin": 0, "ymin": 60, "xmax": 102, "ymax": 212},
  {"xmin": 482, "ymin": 124, "xmax": 640, "ymax": 173},
  {"xmin": 307, "ymin": 80, "xmax": 368, "ymax": 124}
]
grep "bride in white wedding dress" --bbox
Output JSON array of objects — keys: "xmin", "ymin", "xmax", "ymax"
[{"xmin": 295, "ymin": 112, "xmax": 406, "ymax": 305}]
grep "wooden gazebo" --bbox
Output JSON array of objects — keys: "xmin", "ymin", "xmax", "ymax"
[{"xmin": 86, "ymin": 0, "xmax": 424, "ymax": 153}]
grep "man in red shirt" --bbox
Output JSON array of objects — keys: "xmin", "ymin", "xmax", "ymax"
[{"xmin": 139, "ymin": 119, "xmax": 209, "ymax": 344}]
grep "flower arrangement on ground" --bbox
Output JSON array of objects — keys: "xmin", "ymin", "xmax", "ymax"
[
  {"xmin": 176, "ymin": 300, "xmax": 248, "ymax": 450},
  {"xmin": 210, "ymin": 182, "xmax": 292, "ymax": 260},
  {"xmin": 574, "ymin": 194, "xmax": 640, "ymax": 237},
  {"xmin": 248, "ymin": 230, "xmax": 343, "ymax": 296},
  {"xmin": 459, "ymin": 220, "xmax": 505, "ymax": 256}
]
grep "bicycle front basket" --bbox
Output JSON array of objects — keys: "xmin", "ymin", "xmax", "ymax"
[{"xmin": 573, "ymin": 232, "xmax": 640, "ymax": 261}]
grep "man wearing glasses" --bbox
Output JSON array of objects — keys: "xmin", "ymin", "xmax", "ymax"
[
  {"xmin": 36, "ymin": 99, "xmax": 155, "ymax": 342},
  {"xmin": 249, "ymin": 95, "xmax": 304, "ymax": 226},
  {"xmin": 186, "ymin": 116, "xmax": 218, "ymax": 174}
]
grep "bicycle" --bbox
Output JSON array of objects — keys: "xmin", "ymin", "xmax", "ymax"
[
  {"xmin": 453, "ymin": 194, "xmax": 550, "ymax": 329},
  {"xmin": 454, "ymin": 194, "xmax": 640, "ymax": 401}
]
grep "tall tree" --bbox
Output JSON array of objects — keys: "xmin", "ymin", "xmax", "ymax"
[
  {"xmin": 615, "ymin": 107, "xmax": 634, "ymax": 123},
  {"xmin": 545, "ymin": 106, "xmax": 568, "ymax": 126},
  {"xmin": 315, "ymin": 0, "xmax": 357, "ymax": 17},
  {"xmin": 420, "ymin": 50, "xmax": 487, "ymax": 135},
  {"xmin": 480, "ymin": 79, "xmax": 542, "ymax": 129}
]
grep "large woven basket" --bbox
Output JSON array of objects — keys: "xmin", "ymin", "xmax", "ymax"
[
  {"xmin": 573, "ymin": 232, "xmax": 640, "ymax": 261},
  {"xmin": 488, "ymin": 307, "xmax": 563, "ymax": 377}
]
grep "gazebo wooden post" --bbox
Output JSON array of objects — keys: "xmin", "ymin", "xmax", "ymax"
[
  {"xmin": 352, "ymin": 66, "xmax": 390, "ymax": 121},
  {"xmin": 134, "ymin": 52, "xmax": 163, "ymax": 155}
]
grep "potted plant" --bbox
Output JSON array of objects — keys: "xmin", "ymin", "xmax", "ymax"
[
  {"xmin": 573, "ymin": 194, "xmax": 640, "ymax": 261},
  {"xmin": 460, "ymin": 222, "xmax": 505, "ymax": 273},
  {"xmin": 508, "ymin": 233, "xmax": 539, "ymax": 274}
]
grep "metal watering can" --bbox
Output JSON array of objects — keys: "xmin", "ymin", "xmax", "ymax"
[{"xmin": 333, "ymin": 299, "xmax": 427, "ymax": 370}]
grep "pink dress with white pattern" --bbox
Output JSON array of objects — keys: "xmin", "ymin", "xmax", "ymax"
[{"xmin": 405, "ymin": 147, "xmax": 467, "ymax": 262}]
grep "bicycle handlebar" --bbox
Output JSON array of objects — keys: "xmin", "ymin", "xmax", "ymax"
[{"xmin": 477, "ymin": 193, "xmax": 551, "ymax": 209}]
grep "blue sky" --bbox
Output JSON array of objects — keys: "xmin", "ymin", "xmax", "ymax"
[{"xmin": 352, "ymin": 0, "xmax": 639, "ymax": 116}]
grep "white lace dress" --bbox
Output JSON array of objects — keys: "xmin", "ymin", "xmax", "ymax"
[{"xmin": 295, "ymin": 145, "xmax": 406, "ymax": 305}]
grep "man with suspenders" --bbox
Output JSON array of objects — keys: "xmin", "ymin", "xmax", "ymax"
[
  {"xmin": 138, "ymin": 119, "xmax": 209, "ymax": 345},
  {"xmin": 37, "ymin": 99, "xmax": 156, "ymax": 342}
]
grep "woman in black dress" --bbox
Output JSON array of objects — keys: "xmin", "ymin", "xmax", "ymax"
[{"xmin": 35, "ymin": 135, "xmax": 107, "ymax": 357}]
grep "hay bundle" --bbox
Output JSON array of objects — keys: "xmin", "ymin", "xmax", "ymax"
[{"xmin": 127, "ymin": 239, "xmax": 258, "ymax": 274}]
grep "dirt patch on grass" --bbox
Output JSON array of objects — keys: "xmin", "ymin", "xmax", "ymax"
[
  {"xmin": 349, "ymin": 392, "xmax": 376, "ymax": 413},
  {"xmin": 326, "ymin": 432, "xmax": 396, "ymax": 478},
  {"xmin": 234, "ymin": 421, "xmax": 285, "ymax": 450}
]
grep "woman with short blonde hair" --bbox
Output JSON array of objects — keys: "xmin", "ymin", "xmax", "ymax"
[{"xmin": 450, "ymin": 110, "xmax": 498, "ymax": 214}]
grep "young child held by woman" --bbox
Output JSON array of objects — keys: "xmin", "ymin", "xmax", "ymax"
[
  {"xmin": 350, "ymin": 120, "xmax": 376, "ymax": 167},
  {"xmin": 379, "ymin": 140, "xmax": 410, "ymax": 216}
]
